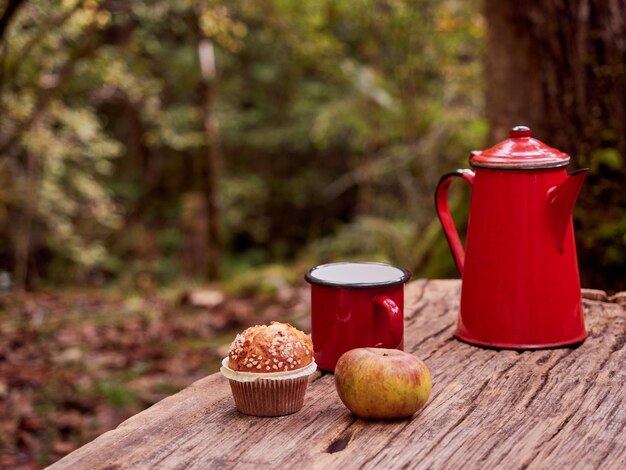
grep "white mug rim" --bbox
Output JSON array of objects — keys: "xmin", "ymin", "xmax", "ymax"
[{"xmin": 304, "ymin": 261, "xmax": 411, "ymax": 289}]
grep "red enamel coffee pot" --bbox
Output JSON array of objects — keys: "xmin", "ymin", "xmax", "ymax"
[{"xmin": 435, "ymin": 126, "xmax": 588, "ymax": 349}]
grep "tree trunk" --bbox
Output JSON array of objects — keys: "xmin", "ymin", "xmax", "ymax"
[
  {"xmin": 485, "ymin": 0, "xmax": 626, "ymax": 290},
  {"xmin": 14, "ymin": 151, "xmax": 39, "ymax": 291},
  {"xmin": 197, "ymin": 36, "xmax": 223, "ymax": 280},
  {"xmin": 485, "ymin": 0, "xmax": 626, "ymax": 153}
]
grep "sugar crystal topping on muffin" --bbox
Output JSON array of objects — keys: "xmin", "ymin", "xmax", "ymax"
[{"xmin": 228, "ymin": 321, "xmax": 313, "ymax": 372}]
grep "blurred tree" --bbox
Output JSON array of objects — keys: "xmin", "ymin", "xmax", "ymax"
[
  {"xmin": 0, "ymin": 0, "xmax": 122, "ymax": 289},
  {"xmin": 485, "ymin": 0, "xmax": 626, "ymax": 290}
]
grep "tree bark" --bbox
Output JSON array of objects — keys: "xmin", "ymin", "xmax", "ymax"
[
  {"xmin": 485, "ymin": 0, "xmax": 626, "ymax": 153},
  {"xmin": 485, "ymin": 0, "xmax": 626, "ymax": 290}
]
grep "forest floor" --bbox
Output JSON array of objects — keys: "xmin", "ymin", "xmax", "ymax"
[{"xmin": 0, "ymin": 278, "xmax": 310, "ymax": 469}]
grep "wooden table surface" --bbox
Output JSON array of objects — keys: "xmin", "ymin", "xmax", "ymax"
[{"xmin": 51, "ymin": 280, "xmax": 626, "ymax": 470}]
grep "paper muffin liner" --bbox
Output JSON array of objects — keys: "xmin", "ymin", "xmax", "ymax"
[{"xmin": 220, "ymin": 357, "xmax": 317, "ymax": 417}]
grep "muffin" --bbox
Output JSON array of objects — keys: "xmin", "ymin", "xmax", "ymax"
[{"xmin": 220, "ymin": 322, "xmax": 317, "ymax": 416}]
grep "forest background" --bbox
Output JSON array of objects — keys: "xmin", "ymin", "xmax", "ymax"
[{"xmin": 1, "ymin": 0, "xmax": 625, "ymax": 467}]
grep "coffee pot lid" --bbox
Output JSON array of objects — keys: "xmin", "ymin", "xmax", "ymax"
[{"xmin": 470, "ymin": 126, "xmax": 570, "ymax": 169}]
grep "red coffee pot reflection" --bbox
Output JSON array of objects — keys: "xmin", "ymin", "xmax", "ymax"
[{"xmin": 435, "ymin": 126, "xmax": 588, "ymax": 349}]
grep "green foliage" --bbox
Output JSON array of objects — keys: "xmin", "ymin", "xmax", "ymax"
[
  {"xmin": 590, "ymin": 148, "xmax": 621, "ymax": 171},
  {"xmin": 224, "ymin": 263, "xmax": 298, "ymax": 299},
  {"xmin": 1, "ymin": 0, "xmax": 486, "ymax": 287},
  {"xmin": 219, "ymin": 0, "xmax": 485, "ymax": 275},
  {"xmin": 306, "ymin": 216, "xmax": 415, "ymax": 265},
  {"xmin": 0, "ymin": 1, "xmax": 124, "ymax": 273},
  {"xmin": 575, "ymin": 147, "xmax": 626, "ymax": 289},
  {"xmin": 95, "ymin": 381, "xmax": 141, "ymax": 409}
]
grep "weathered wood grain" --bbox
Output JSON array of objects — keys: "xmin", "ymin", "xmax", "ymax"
[{"xmin": 50, "ymin": 280, "xmax": 626, "ymax": 470}]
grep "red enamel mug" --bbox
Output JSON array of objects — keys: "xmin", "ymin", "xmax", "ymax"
[{"xmin": 305, "ymin": 262, "xmax": 411, "ymax": 372}]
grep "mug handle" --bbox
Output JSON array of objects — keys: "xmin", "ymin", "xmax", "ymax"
[
  {"xmin": 374, "ymin": 295, "xmax": 403, "ymax": 349},
  {"xmin": 435, "ymin": 169, "xmax": 475, "ymax": 277}
]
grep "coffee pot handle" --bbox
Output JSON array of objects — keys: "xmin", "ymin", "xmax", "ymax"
[
  {"xmin": 435, "ymin": 169, "xmax": 475, "ymax": 277},
  {"xmin": 374, "ymin": 295, "xmax": 403, "ymax": 349}
]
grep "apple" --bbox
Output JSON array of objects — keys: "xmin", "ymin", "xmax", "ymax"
[{"xmin": 334, "ymin": 347, "xmax": 432, "ymax": 419}]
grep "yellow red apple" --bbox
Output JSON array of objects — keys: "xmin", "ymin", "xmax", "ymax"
[{"xmin": 334, "ymin": 347, "xmax": 432, "ymax": 419}]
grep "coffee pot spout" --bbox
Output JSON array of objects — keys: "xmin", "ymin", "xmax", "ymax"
[{"xmin": 547, "ymin": 169, "xmax": 588, "ymax": 254}]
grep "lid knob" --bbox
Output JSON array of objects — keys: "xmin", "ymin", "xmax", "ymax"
[{"xmin": 509, "ymin": 125, "xmax": 532, "ymax": 138}]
